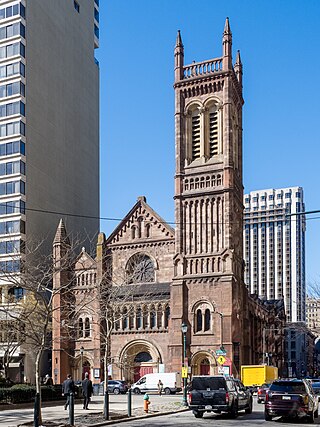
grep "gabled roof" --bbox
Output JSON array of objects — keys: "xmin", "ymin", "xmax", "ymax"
[
  {"xmin": 75, "ymin": 247, "xmax": 96, "ymax": 271},
  {"xmin": 106, "ymin": 196, "xmax": 175, "ymax": 245}
]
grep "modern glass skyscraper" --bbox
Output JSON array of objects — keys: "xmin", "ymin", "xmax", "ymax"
[
  {"xmin": 244, "ymin": 187, "xmax": 306, "ymax": 322},
  {"xmin": 0, "ymin": 0, "xmax": 100, "ymax": 379}
]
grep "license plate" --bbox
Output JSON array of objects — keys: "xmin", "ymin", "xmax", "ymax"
[
  {"xmin": 205, "ymin": 405, "xmax": 212, "ymax": 410},
  {"xmin": 282, "ymin": 396, "xmax": 291, "ymax": 400}
]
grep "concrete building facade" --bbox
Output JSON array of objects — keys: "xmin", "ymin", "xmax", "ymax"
[
  {"xmin": 244, "ymin": 187, "xmax": 306, "ymax": 322},
  {"xmin": 0, "ymin": 0, "xmax": 99, "ymax": 381}
]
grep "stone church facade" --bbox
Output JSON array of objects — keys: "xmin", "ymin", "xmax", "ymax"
[{"xmin": 52, "ymin": 20, "xmax": 285, "ymax": 385}]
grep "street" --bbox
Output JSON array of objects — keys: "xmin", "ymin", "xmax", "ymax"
[{"xmin": 0, "ymin": 396, "xmax": 320, "ymax": 427}]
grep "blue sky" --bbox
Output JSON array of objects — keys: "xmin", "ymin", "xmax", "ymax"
[{"xmin": 97, "ymin": 0, "xmax": 320, "ymax": 283}]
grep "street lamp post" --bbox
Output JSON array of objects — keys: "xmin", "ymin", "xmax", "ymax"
[
  {"xmin": 181, "ymin": 322, "xmax": 188, "ymax": 407},
  {"xmin": 80, "ymin": 346, "xmax": 84, "ymax": 380}
]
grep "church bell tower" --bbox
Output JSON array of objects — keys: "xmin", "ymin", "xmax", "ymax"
[{"xmin": 169, "ymin": 19, "xmax": 245, "ymax": 374}]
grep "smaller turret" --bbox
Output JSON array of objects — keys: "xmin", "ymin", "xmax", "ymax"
[
  {"xmin": 234, "ymin": 50, "xmax": 243, "ymax": 87},
  {"xmin": 222, "ymin": 17, "xmax": 232, "ymax": 70},
  {"xmin": 174, "ymin": 30, "xmax": 184, "ymax": 82}
]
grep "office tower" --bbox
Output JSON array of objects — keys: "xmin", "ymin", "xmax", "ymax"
[
  {"xmin": 0, "ymin": 0, "xmax": 99, "ymax": 380},
  {"xmin": 244, "ymin": 187, "xmax": 306, "ymax": 322}
]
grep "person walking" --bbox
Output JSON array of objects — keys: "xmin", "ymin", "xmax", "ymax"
[
  {"xmin": 82, "ymin": 372, "xmax": 93, "ymax": 410},
  {"xmin": 62, "ymin": 374, "xmax": 75, "ymax": 410},
  {"xmin": 157, "ymin": 379, "xmax": 163, "ymax": 396},
  {"xmin": 44, "ymin": 374, "xmax": 53, "ymax": 386}
]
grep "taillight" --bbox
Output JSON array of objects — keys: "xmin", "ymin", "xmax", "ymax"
[
  {"xmin": 265, "ymin": 391, "xmax": 269, "ymax": 402},
  {"xmin": 188, "ymin": 392, "xmax": 192, "ymax": 404},
  {"xmin": 225, "ymin": 392, "xmax": 229, "ymax": 403},
  {"xmin": 303, "ymin": 395, "xmax": 309, "ymax": 405},
  {"xmin": 258, "ymin": 388, "xmax": 261, "ymax": 395}
]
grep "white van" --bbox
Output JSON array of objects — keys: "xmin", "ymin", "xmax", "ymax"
[{"xmin": 131, "ymin": 372, "xmax": 182, "ymax": 395}]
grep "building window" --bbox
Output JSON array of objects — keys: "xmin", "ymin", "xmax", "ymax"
[
  {"xmin": 0, "ymin": 82, "xmax": 25, "ymax": 99},
  {"xmin": 78, "ymin": 318, "xmax": 83, "ymax": 338},
  {"xmin": 0, "ymin": 180, "xmax": 25, "ymax": 196},
  {"xmin": 84, "ymin": 318, "xmax": 90, "ymax": 337},
  {"xmin": 208, "ymin": 107, "xmax": 218, "ymax": 156},
  {"xmin": 74, "ymin": 1, "xmax": 80, "ymax": 13},
  {"xmin": 191, "ymin": 109, "xmax": 201, "ymax": 160},
  {"xmin": 204, "ymin": 308, "xmax": 211, "ymax": 331},
  {"xmin": 196, "ymin": 309, "xmax": 202, "ymax": 332},
  {"xmin": 126, "ymin": 253, "xmax": 155, "ymax": 283}
]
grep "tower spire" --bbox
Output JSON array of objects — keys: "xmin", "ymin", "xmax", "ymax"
[
  {"xmin": 174, "ymin": 30, "xmax": 184, "ymax": 82},
  {"xmin": 234, "ymin": 50, "xmax": 243, "ymax": 86},
  {"xmin": 222, "ymin": 17, "xmax": 232, "ymax": 70}
]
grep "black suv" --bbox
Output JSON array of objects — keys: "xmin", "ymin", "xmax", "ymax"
[
  {"xmin": 188, "ymin": 375, "xmax": 252, "ymax": 418},
  {"xmin": 265, "ymin": 378, "xmax": 318, "ymax": 422}
]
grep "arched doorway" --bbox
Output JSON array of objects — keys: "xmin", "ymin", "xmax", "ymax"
[
  {"xmin": 191, "ymin": 351, "xmax": 217, "ymax": 376},
  {"xmin": 119, "ymin": 340, "xmax": 162, "ymax": 383}
]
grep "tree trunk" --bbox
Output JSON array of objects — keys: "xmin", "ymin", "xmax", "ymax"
[{"xmin": 35, "ymin": 349, "xmax": 43, "ymax": 425}]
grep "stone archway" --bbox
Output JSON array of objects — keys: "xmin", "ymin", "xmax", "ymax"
[
  {"xmin": 191, "ymin": 351, "xmax": 218, "ymax": 376},
  {"xmin": 119, "ymin": 340, "xmax": 162, "ymax": 383}
]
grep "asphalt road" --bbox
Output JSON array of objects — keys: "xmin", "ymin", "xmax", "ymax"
[{"xmin": 121, "ymin": 399, "xmax": 320, "ymax": 427}]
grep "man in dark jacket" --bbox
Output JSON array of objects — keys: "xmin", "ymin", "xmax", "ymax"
[
  {"xmin": 82, "ymin": 372, "xmax": 93, "ymax": 409},
  {"xmin": 62, "ymin": 374, "xmax": 75, "ymax": 410}
]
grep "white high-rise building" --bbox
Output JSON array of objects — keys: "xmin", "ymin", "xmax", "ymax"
[
  {"xmin": 243, "ymin": 187, "xmax": 306, "ymax": 322},
  {"xmin": 0, "ymin": 0, "xmax": 100, "ymax": 380}
]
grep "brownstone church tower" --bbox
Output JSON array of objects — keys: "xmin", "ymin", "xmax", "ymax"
[
  {"xmin": 169, "ymin": 18, "xmax": 245, "ymax": 374},
  {"xmin": 52, "ymin": 20, "xmax": 285, "ymax": 385}
]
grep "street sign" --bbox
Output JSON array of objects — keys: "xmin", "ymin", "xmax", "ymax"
[
  {"xmin": 216, "ymin": 349, "xmax": 227, "ymax": 356},
  {"xmin": 217, "ymin": 355, "xmax": 226, "ymax": 365},
  {"xmin": 218, "ymin": 366, "xmax": 230, "ymax": 376},
  {"xmin": 182, "ymin": 367, "xmax": 188, "ymax": 378}
]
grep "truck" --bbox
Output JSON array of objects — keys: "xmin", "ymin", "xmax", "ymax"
[
  {"xmin": 188, "ymin": 375, "xmax": 253, "ymax": 418},
  {"xmin": 131, "ymin": 372, "xmax": 182, "ymax": 395},
  {"xmin": 241, "ymin": 365, "xmax": 278, "ymax": 388}
]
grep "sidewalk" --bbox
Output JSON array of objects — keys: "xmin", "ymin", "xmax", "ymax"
[{"xmin": 0, "ymin": 395, "xmax": 187, "ymax": 427}]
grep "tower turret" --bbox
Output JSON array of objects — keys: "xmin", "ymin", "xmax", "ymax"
[
  {"xmin": 222, "ymin": 17, "xmax": 232, "ymax": 70},
  {"xmin": 234, "ymin": 50, "xmax": 243, "ymax": 87},
  {"xmin": 174, "ymin": 30, "xmax": 184, "ymax": 82}
]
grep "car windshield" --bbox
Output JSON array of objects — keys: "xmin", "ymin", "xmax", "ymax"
[
  {"xmin": 312, "ymin": 383, "xmax": 320, "ymax": 388},
  {"xmin": 191, "ymin": 377, "xmax": 226, "ymax": 391},
  {"xmin": 270, "ymin": 382, "xmax": 306, "ymax": 393}
]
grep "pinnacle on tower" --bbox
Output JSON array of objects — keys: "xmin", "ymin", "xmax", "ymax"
[
  {"xmin": 174, "ymin": 29, "xmax": 184, "ymax": 82},
  {"xmin": 234, "ymin": 50, "xmax": 243, "ymax": 86},
  {"xmin": 53, "ymin": 218, "xmax": 69, "ymax": 245},
  {"xmin": 222, "ymin": 17, "xmax": 232, "ymax": 70}
]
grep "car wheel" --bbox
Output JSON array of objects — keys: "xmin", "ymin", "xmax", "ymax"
[
  {"xmin": 257, "ymin": 398, "xmax": 261, "ymax": 404},
  {"xmin": 113, "ymin": 387, "xmax": 120, "ymax": 395},
  {"xmin": 245, "ymin": 398, "xmax": 253, "ymax": 414},
  {"xmin": 264, "ymin": 410, "xmax": 272, "ymax": 421},
  {"xmin": 193, "ymin": 410, "xmax": 203, "ymax": 418},
  {"xmin": 133, "ymin": 388, "xmax": 141, "ymax": 394},
  {"xmin": 230, "ymin": 402, "xmax": 238, "ymax": 418},
  {"xmin": 164, "ymin": 387, "xmax": 171, "ymax": 395}
]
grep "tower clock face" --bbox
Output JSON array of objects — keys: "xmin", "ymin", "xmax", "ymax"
[{"xmin": 127, "ymin": 254, "xmax": 155, "ymax": 283}]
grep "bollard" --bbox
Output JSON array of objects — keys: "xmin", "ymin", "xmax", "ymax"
[
  {"xmin": 69, "ymin": 392, "xmax": 74, "ymax": 426},
  {"xmin": 143, "ymin": 393, "xmax": 150, "ymax": 413},
  {"xmin": 34, "ymin": 392, "xmax": 40, "ymax": 427},
  {"xmin": 127, "ymin": 388, "xmax": 132, "ymax": 417},
  {"xmin": 104, "ymin": 390, "xmax": 109, "ymax": 420}
]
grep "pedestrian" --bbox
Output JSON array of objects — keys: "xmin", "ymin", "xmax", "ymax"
[
  {"xmin": 157, "ymin": 379, "xmax": 163, "ymax": 396},
  {"xmin": 82, "ymin": 372, "xmax": 93, "ymax": 410},
  {"xmin": 62, "ymin": 374, "xmax": 75, "ymax": 410},
  {"xmin": 44, "ymin": 374, "xmax": 53, "ymax": 386}
]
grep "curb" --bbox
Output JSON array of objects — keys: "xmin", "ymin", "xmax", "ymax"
[{"xmin": 89, "ymin": 407, "xmax": 190, "ymax": 426}]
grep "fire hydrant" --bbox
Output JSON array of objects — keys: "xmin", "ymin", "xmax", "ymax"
[{"xmin": 143, "ymin": 393, "xmax": 150, "ymax": 413}]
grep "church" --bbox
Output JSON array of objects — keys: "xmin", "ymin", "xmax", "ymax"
[{"xmin": 52, "ymin": 19, "xmax": 285, "ymax": 385}]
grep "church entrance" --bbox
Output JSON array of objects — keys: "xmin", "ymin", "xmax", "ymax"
[
  {"xmin": 119, "ymin": 340, "xmax": 162, "ymax": 383},
  {"xmin": 200, "ymin": 358, "xmax": 210, "ymax": 375},
  {"xmin": 191, "ymin": 351, "xmax": 217, "ymax": 376}
]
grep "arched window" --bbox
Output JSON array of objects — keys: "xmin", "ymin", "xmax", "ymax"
[
  {"xmin": 150, "ymin": 305, "xmax": 156, "ymax": 328},
  {"xmin": 191, "ymin": 108, "xmax": 201, "ymax": 160},
  {"xmin": 157, "ymin": 305, "xmax": 163, "ymax": 328},
  {"xmin": 204, "ymin": 309, "xmax": 211, "ymax": 331},
  {"xmin": 84, "ymin": 318, "xmax": 90, "ymax": 337},
  {"xmin": 78, "ymin": 318, "xmax": 83, "ymax": 338},
  {"xmin": 137, "ymin": 217, "xmax": 143, "ymax": 238},
  {"xmin": 208, "ymin": 105, "xmax": 218, "ymax": 157},
  {"xmin": 164, "ymin": 305, "xmax": 170, "ymax": 328},
  {"xmin": 131, "ymin": 226, "xmax": 136, "ymax": 239},
  {"xmin": 145, "ymin": 223, "xmax": 151, "ymax": 238},
  {"xmin": 196, "ymin": 309, "xmax": 202, "ymax": 332},
  {"xmin": 126, "ymin": 253, "xmax": 155, "ymax": 283},
  {"xmin": 122, "ymin": 307, "xmax": 128, "ymax": 329},
  {"xmin": 134, "ymin": 352, "xmax": 152, "ymax": 363},
  {"xmin": 136, "ymin": 307, "xmax": 142, "ymax": 329}
]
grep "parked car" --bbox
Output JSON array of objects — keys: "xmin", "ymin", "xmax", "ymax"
[
  {"xmin": 311, "ymin": 381, "xmax": 320, "ymax": 401},
  {"xmin": 188, "ymin": 375, "xmax": 252, "ymax": 418},
  {"xmin": 131, "ymin": 372, "xmax": 182, "ymax": 395},
  {"xmin": 265, "ymin": 378, "xmax": 318, "ymax": 422},
  {"xmin": 100, "ymin": 380, "xmax": 128, "ymax": 394},
  {"xmin": 257, "ymin": 383, "xmax": 271, "ymax": 403}
]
